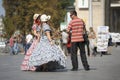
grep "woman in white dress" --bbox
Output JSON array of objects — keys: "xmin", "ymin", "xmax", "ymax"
[
  {"xmin": 88, "ymin": 27, "xmax": 97, "ymax": 56},
  {"xmin": 29, "ymin": 14, "xmax": 66, "ymax": 71}
]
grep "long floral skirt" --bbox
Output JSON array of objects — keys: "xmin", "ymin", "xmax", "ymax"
[
  {"xmin": 21, "ymin": 38, "xmax": 39, "ymax": 71},
  {"xmin": 29, "ymin": 37, "xmax": 66, "ymax": 71}
]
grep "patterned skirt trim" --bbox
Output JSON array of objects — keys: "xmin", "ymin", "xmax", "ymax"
[
  {"xmin": 28, "ymin": 37, "xmax": 66, "ymax": 71},
  {"xmin": 21, "ymin": 38, "xmax": 39, "ymax": 71}
]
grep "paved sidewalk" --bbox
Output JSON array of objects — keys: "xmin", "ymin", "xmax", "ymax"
[{"xmin": 0, "ymin": 46, "xmax": 120, "ymax": 80}]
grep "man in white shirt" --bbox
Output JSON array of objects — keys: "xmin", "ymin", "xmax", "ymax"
[
  {"xmin": 24, "ymin": 32, "xmax": 33, "ymax": 55},
  {"xmin": 61, "ymin": 29, "xmax": 68, "ymax": 56}
]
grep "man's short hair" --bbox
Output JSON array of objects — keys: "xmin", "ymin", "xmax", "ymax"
[{"xmin": 70, "ymin": 10, "xmax": 77, "ymax": 16}]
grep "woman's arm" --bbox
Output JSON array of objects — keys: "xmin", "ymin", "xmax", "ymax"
[
  {"xmin": 33, "ymin": 30, "xmax": 40, "ymax": 40},
  {"xmin": 46, "ymin": 31, "xmax": 52, "ymax": 41},
  {"xmin": 33, "ymin": 30, "xmax": 38, "ymax": 36},
  {"xmin": 46, "ymin": 31, "xmax": 54, "ymax": 45}
]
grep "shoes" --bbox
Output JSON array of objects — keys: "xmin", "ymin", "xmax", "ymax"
[
  {"xmin": 71, "ymin": 68, "xmax": 78, "ymax": 71},
  {"xmin": 85, "ymin": 68, "xmax": 90, "ymax": 71},
  {"xmin": 84, "ymin": 65, "xmax": 90, "ymax": 71},
  {"xmin": 85, "ymin": 67, "xmax": 90, "ymax": 71}
]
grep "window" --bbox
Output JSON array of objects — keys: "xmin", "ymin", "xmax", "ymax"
[
  {"xmin": 111, "ymin": 0, "xmax": 120, "ymax": 3},
  {"xmin": 92, "ymin": 0, "xmax": 100, "ymax": 2}
]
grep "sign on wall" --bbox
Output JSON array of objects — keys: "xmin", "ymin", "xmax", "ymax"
[{"xmin": 78, "ymin": 0, "xmax": 89, "ymax": 8}]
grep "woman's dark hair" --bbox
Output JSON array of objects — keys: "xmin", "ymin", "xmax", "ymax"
[{"xmin": 35, "ymin": 15, "xmax": 41, "ymax": 25}]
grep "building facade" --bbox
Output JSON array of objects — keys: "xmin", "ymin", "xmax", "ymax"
[
  {"xmin": 73, "ymin": 0, "xmax": 120, "ymax": 32},
  {"xmin": 110, "ymin": 0, "xmax": 120, "ymax": 32},
  {"xmin": 0, "ymin": 16, "xmax": 5, "ymax": 41}
]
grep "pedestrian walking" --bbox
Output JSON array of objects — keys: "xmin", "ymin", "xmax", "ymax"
[
  {"xmin": 66, "ymin": 32, "xmax": 72, "ymax": 55},
  {"xmin": 13, "ymin": 36, "xmax": 19, "ymax": 55},
  {"xmin": 17, "ymin": 34, "xmax": 24, "ymax": 53},
  {"xmin": 21, "ymin": 13, "xmax": 41, "ymax": 71},
  {"xmin": 67, "ymin": 10, "xmax": 90, "ymax": 71},
  {"xmin": 107, "ymin": 34, "xmax": 113, "ymax": 55},
  {"xmin": 84, "ymin": 31, "xmax": 90, "ymax": 57},
  {"xmin": 9, "ymin": 35, "xmax": 15, "ymax": 55},
  {"xmin": 61, "ymin": 29, "xmax": 69, "ymax": 56},
  {"xmin": 82, "ymin": 19, "xmax": 90, "ymax": 57},
  {"xmin": 29, "ymin": 14, "xmax": 66, "ymax": 72},
  {"xmin": 24, "ymin": 32, "xmax": 33, "ymax": 55},
  {"xmin": 88, "ymin": 27, "xmax": 97, "ymax": 56}
]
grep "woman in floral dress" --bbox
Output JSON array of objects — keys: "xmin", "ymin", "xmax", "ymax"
[
  {"xmin": 21, "ymin": 13, "xmax": 41, "ymax": 71},
  {"xmin": 29, "ymin": 14, "xmax": 66, "ymax": 71}
]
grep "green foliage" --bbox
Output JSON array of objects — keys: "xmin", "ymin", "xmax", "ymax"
[
  {"xmin": 3, "ymin": 0, "xmax": 71, "ymax": 37},
  {"xmin": 3, "ymin": 17, "xmax": 15, "ymax": 38}
]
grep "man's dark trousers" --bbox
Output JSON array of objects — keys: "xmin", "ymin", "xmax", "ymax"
[{"xmin": 71, "ymin": 42, "xmax": 89, "ymax": 70}]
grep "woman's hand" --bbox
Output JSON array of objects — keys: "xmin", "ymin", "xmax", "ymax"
[
  {"xmin": 37, "ymin": 33, "xmax": 40, "ymax": 38},
  {"xmin": 49, "ymin": 40, "xmax": 54, "ymax": 45},
  {"xmin": 36, "ymin": 33, "xmax": 41, "ymax": 42}
]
